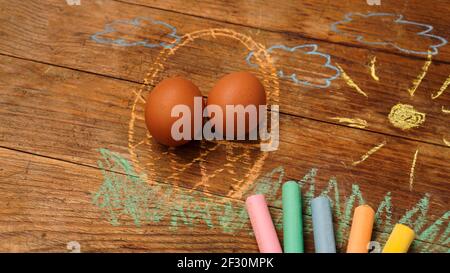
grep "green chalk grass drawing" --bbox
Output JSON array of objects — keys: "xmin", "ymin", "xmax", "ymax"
[{"xmin": 93, "ymin": 148, "xmax": 449, "ymax": 252}]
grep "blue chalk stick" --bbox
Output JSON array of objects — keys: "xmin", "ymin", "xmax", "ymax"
[{"xmin": 311, "ymin": 196, "xmax": 336, "ymax": 253}]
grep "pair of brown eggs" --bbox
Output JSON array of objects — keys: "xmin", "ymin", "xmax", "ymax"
[{"xmin": 145, "ymin": 71, "xmax": 267, "ymax": 147}]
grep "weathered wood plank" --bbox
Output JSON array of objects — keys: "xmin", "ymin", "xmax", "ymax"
[
  {"xmin": 0, "ymin": 147, "xmax": 256, "ymax": 252},
  {"xmin": 0, "ymin": 147, "xmax": 447, "ymax": 252},
  {"xmin": 0, "ymin": 54, "xmax": 448, "ymax": 252},
  {"xmin": 0, "ymin": 0, "xmax": 448, "ymax": 253},
  {"xmin": 0, "ymin": 0, "xmax": 449, "ymax": 145},
  {"xmin": 124, "ymin": 0, "xmax": 450, "ymax": 62}
]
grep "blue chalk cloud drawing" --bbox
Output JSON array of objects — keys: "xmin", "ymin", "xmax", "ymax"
[
  {"xmin": 91, "ymin": 17, "xmax": 180, "ymax": 49},
  {"xmin": 246, "ymin": 44, "xmax": 341, "ymax": 88},
  {"xmin": 331, "ymin": 12, "xmax": 447, "ymax": 55}
]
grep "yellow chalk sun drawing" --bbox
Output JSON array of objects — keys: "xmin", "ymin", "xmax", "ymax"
[
  {"xmin": 388, "ymin": 103, "xmax": 426, "ymax": 130},
  {"xmin": 335, "ymin": 53, "xmax": 449, "ymax": 191}
]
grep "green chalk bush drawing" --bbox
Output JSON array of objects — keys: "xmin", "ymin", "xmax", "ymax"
[{"xmin": 93, "ymin": 148, "xmax": 449, "ymax": 252}]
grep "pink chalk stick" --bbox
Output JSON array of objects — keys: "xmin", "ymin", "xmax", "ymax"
[{"xmin": 246, "ymin": 194, "xmax": 282, "ymax": 253}]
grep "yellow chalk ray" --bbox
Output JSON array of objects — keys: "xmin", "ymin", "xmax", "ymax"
[
  {"xmin": 442, "ymin": 106, "xmax": 450, "ymax": 114},
  {"xmin": 407, "ymin": 52, "xmax": 432, "ymax": 97},
  {"xmin": 352, "ymin": 140, "xmax": 387, "ymax": 166},
  {"xmin": 336, "ymin": 63, "xmax": 368, "ymax": 98},
  {"xmin": 330, "ymin": 117, "xmax": 368, "ymax": 128},
  {"xmin": 432, "ymin": 75, "xmax": 450, "ymax": 99},
  {"xmin": 369, "ymin": 56, "xmax": 379, "ymax": 81},
  {"xmin": 444, "ymin": 138, "xmax": 450, "ymax": 147},
  {"xmin": 409, "ymin": 149, "xmax": 419, "ymax": 191}
]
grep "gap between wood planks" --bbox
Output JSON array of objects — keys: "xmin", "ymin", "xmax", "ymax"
[
  {"xmin": 1, "ymin": 51, "xmax": 448, "ymax": 151},
  {"xmin": 113, "ymin": 0, "xmax": 450, "ymax": 66},
  {"xmin": 0, "ymin": 144, "xmax": 447, "ymax": 250}
]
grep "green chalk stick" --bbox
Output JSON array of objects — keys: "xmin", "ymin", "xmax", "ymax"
[{"xmin": 282, "ymin": 181, "xmax": 304, "ymax": 253}]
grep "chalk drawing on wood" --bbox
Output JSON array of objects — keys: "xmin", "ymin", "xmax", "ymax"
[
  {"xmin": 443, "ymin": 138, "xmax": 450, "ymax": 147},
  {"xmin": 331, "ymin": 12, "xmax": 447, "ymax": 55},
  {"xmin": 91, "ymin": 17, "xmax": 181, "ymax": 49},
  {"xmin": 407, "ymin": 52, "xmax": 433, "ymax": 96},
  {"xmin": 409, "ymin": 149, "xmax": 420, "ymax": 191},
  {"xmin": 92, "ymin": 150, "xmax": 450, "ymax": 252},
  {"xmin": 368, "ymin": 56, "xmax": 379, "ymax": 81},
  {"xmin": 336, "ymin": 63, "xmax": 368, "ymax": 97},
  {"xmin": 330, "ymin": 47, "xmax": 448, "ymax": 192},
  {"xmin": 245, "ymin": 44, "xmax": 341, "ymax": 88},
  {"xmin": 352, "ymin": 140, "xmax": 386, "ymax": 166},
  {"xmin": 127, "ymin": 28, "xmax": 280, "ymax": 198},
  {"xmin": 388, "ymin": 103, "xmax": 426, "ymax": 130},
  {"xmin": 88, "ymin": 16, "xmax": 450, "ymax": 251},
  {"xmin": 432, "ymin": 75, "xmax": 450, "ymax": 99},
  {"xmin": 330, "ymin": 117, "xmax": 368, "ymax": 128}
]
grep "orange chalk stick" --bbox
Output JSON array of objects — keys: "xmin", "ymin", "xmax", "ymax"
[{"xmin": 346, "ymin": 205, "xmax": 375, "ymax": 253}]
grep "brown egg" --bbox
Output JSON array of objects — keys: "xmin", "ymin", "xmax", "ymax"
[
  {"xmin": 207, "ymin": 71, "xmax": 266, "ymax": 138},
  {"xmin": 145, "ymin": 77, "xmax": 203, "ymax": 147}
]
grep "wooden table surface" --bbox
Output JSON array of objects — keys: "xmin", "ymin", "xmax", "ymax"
[{"xmin": 0, "ymin": 0, "xmax": 449, "ymax": 253}]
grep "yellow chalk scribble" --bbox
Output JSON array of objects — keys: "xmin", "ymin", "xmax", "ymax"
[
  {"xmin": 432, "ymin": 75, "xmax": 450, "ymax": 99},
  {"xmin": 352, "ymin": 140, "xmax": 387, "ymax": 166},
  {"xmin": 407, "ymin": 52, "xmax": 432, "ymax": 96},
  {"xmin": 442, "ymin": 106, "xmax": 450, "ymax": 114},
  {"xmin": 388, "ymin": 103, "xmax": 426, "ymax": 130},
  {"xmin": 330, "ymin": 117, "xmax": 368, "ymax": 128},
  {"xmin": 336, "ymin": 63, "xmax": 368, "ymax": 98},
  {"xmin": 369, "ymin": 56, "xmax": 379, "ymax": 81},
  {"xmin": 352, "ymin": 140, "xmax": 386, "ymax": 166},
  {"xmin": 444, "ymin": 138, "xmax": 450, "ymax": 147},
  {"xmin": 409, "ymin": 149, "xmax": 419, "ymax": 191}
]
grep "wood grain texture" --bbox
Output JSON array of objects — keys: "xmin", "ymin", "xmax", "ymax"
[
  {"xmin": 0, "ymin": 54, "xmax": 448, "ymax": 252},
  {"xmin": 0, "ymin": 0, "xmax": 448, "ymax": 252},
  {"xmin": 0, "ymin": 147, "xmax": 447, "ymax": 253},
  {"xmin": 124, "ymin": 0, "xmax": 450, "ymax": 62},
  {"xmin": 0, "ymin": 147, "xmax": 259, "ymax": 252},
  {"xmin": 0, "ymin": 0, "xmax": 448, "ymax": 146}
]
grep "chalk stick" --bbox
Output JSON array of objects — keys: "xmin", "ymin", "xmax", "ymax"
[
  {"xmin": 246, "ymin": 194, "xmax": 282, "ymax": 253},
  {"xmin": 346, "ymin": 204, "xmax": 375, "ymax": 253},
  {"xmin": 382, "ymin": 224, "xmax": 415, "ymax": 253},
  {"xmin": 282, "ymin": 181, "xmax": 304, "ymax": 253},
  {"xmin": 311, "ymin": 196, "xmax": 336, "ymax": 253}
]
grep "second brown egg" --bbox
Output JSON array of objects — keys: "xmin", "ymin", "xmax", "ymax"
[{"xmin": 207, "ymin": 71, "xmax": 267, "ymax": 139}]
